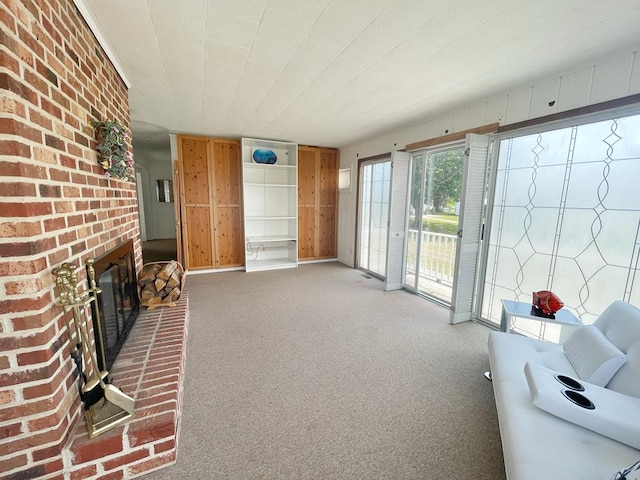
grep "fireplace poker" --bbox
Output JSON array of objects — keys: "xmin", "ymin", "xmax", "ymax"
[
  {"xmin": 59, "ymin": 263, "xmax": 135, "ymax": 414},
  {"xmin": 53, "ymin": 266, "xmax": 85, "ymax": 397},
  {"xmin": 69, "ymin": 302, "xmax": 109, "ymax": 407},
  {"xmin": 54, "ymin": 265, "xmax": 105, "ymax": 407},
  {"xmin": 70, "ymin": 297, "xmax": 135, "ymax": 415},
  {"xmin": 85, "ymin": 258, "xmax": 108, "ymax": 370}
]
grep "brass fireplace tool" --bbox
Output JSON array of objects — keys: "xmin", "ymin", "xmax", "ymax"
[{"xmin": 53, "ymin": 260, "xmax": 135, "ymax": 438}]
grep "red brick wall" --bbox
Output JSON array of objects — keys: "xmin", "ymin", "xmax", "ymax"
[{"xmin": 0, "ymin": 0, "xmax": 142, "ymax": 477}]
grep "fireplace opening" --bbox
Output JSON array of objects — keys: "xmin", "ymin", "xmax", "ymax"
[{"xmin": 89, "ymin": 239, "xmax": 140, "ymax": 371}]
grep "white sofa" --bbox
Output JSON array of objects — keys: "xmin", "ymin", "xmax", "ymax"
[{"xmin": 488, "ymin": 300, "xmax": 640, "ymax": 480}]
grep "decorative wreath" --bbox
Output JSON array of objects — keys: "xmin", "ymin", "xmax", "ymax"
[{"xmin": 90, "ymin": 119, "xmax": 134, "ymax": 181}]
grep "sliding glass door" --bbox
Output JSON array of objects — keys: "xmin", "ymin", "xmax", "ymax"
[
  {"xmin": 404, "ymin": 146, "xmax": 464, "ymax": 304},
  {"xmin": 358, "ymin": 159, "xmax": 391, "ymax": 277}
]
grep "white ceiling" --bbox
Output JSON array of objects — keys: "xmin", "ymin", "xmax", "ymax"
[{"xmin": 82, "ymin": 0, "xmax": 640, "ymax": 156}]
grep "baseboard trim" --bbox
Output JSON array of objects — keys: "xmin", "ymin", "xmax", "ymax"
[
  {"xmin": 186, "ymin": 267, "xmax": 244, "ymax": 275},
  {"xmin": 298, "ymin": 258, "xmax": 338, "ymax": 264}
]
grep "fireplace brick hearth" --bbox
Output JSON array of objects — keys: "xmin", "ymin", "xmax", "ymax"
[{"xmin": 62, "ymin": 294, "xmax": 189, "ymax": 479}]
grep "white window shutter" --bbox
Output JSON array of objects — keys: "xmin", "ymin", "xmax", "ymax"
[
  {"xmin": 449, "ymin": 134, "xmax": 490, "ymax": 323},
  {"xmin": 385, "ymin": 151, "xmax": 410, "ymax": 291}
]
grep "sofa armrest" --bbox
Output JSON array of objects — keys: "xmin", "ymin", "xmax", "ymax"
[{"xmin": 525, "ymin": 362, "xmax": 640, "ymax": 450}]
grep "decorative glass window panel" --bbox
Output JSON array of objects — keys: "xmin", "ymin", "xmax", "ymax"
[{"xmin": 482, "ymin": 114, "xmax": 640, "ymax": 331}]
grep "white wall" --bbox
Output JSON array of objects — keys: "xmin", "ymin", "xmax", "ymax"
[
  {"xmin": 135, "ymin": 150, "xmax": 176, "ymax": 240},
  {"xmin": 338, "ymin": 45, "xmax": 640, "ymax": 266}
]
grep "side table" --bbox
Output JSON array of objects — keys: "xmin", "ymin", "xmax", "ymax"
[{"xmin": 500, "ymin": 299, "xmax": 582, "ymax": 338}]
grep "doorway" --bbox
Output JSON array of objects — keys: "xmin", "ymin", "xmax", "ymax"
[
  {"xmin": 404, "ymin": 145, "xmax": 465, "ymax": 304},
  {"xmin": 358, "ymin": 158, "xmax": 392, "ymax": 277}
]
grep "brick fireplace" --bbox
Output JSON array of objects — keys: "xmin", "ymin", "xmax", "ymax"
[{"xmin": 0, "ymin": 0, "xmax": 184, "ymax": 478}]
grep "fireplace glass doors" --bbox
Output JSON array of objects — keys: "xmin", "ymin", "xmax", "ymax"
[{"xmin": 89, "ymin": 240, "xmax": 139, "ymax": 371}]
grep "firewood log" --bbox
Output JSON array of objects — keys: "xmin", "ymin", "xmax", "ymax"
[
  {"xmin": 162, "ymin": 287, "xmax": 181, "ymax": 302},
  {"xmin": 138, "ymin": 261, "xmax": 184, "ymax": 308},
  {"xmin": 154, "ymin": 277, "xmax": 167, "ymax": 291},
  {"xmin": 138, "ymin": 269, "xmax": 156, "ymax": 285},
  {"xmin": 166, "ymin": 275, "xmax": 180, "ymax": 289},
  {"xmin": 140, "ymin": 284, "xmax": 156, "ymax": 301},
  {"xmin": 157, "ymin": 261, "xmax": 178, "ymax": 281}
]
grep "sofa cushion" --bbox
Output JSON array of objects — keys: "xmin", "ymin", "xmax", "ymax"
[
  {"xmin": 563, "ymin": 325, "xmax": 626, "ymax": 386},
  {"xmin": 611, "ymin": 459, "xmax": 640, "ymax": 480},
  {"xmin": 606, "ymin": 339, "xmax": 640, "ymax": 398},
  {"xmin": 594, "ymin": 301, "xmax": 640, "ymax": 353}
]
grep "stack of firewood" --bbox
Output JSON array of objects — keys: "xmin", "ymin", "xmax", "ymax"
[{"xmin": 138, "ymin": 261, "xmax": 184, "ymax": 309}]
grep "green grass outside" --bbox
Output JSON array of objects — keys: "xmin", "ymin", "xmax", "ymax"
[{"xmin": 409, "ymin": 213, "xmax": 459, "ymax": 236}]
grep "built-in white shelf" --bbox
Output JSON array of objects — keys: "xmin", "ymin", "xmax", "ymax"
[
  {"xmin": 241, "ymin": 138, "xmax": 298, "ymax": 272},
  {"xmin": 247, "ymin": 235, "xmax": 297, "ymax": 243},
  {"xmin": 245, "ymin": 216, "xmax": 297, "ymax": 220},
  {"xmin": 244, "ymin": 257, "xmax": 297, "ymax": 272},
  {"xmin": 244, "ymin": 183, "xmax": 297, "ymax": 188},
  {"xmin": 244, "ymin": 163, "xmax": 296, "ymax": 168}
]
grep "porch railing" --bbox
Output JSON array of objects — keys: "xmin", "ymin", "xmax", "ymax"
[{"xmin": 406, "ymin": 230, "xmax": 457, "ymax": 286}]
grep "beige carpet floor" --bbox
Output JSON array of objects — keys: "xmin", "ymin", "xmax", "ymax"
[{"xmin": 143, "ymin": 262, "xmax": 505, "ymax": 479}]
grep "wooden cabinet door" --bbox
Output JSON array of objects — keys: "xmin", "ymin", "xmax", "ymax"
[
  {"xmin": 178, "ymin": 136, "xmax": 244, "ymax": 270},
  {"xmin": 298, "ymin": 147, "xmax": 318, "ymax": 260},
  {"xmin": 178, "ymin": 136, "xmax": 214, "ymax": 269},
  {"xmin": 318, "ymin": 149, "xmax": 338, "ymax": 258},
  {"xmin": 297, "ymin": 146, "xmax": 338, "ymax": 261},
  {"xmin": 210, "ymin": 139, "xmax": 244, "ymax": 267}
]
